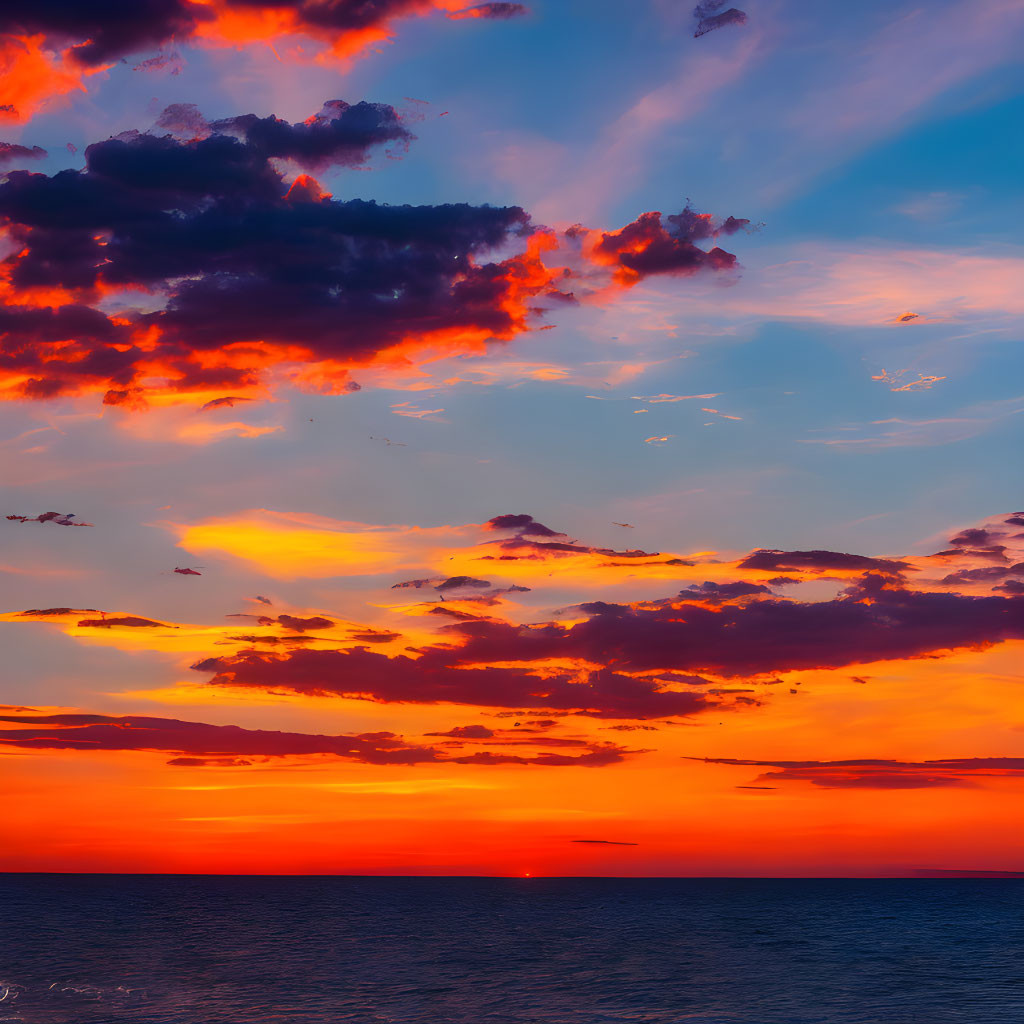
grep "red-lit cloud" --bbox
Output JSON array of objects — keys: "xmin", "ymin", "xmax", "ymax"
[
  {"xmin": 0, "ymin": 2, "xmax": 524, "ymax": 123},
  {"xmin": 0, "ymin": 109, "xmax": 744, "ymax": 409},
  {"xmin": 691, "ymin": 756, "xmax": 1024, "ymax": 789},
  {"xmin": 193, "ymin": 646, "xmax": 722, "ymax": 720},
  {"xmin": 0, "ymin": 711, "xmax": 629, "ymax": 767},
  {"xmin": 0, "ymin": 140, "xmax": 46, "ymax": 166},
  {"xmin": 448, "ymin": 3, "xmax": 528, "ymax": 20}
]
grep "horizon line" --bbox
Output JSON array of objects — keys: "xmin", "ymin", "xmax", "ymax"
[{"xmin": 2, "ymin": 871, "xmax": 1022, "ymax": 879}]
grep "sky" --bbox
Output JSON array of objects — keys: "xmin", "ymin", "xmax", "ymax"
[{"xmin": 0, "ymin": 0, "xmax": 1022, "ymax": 877}]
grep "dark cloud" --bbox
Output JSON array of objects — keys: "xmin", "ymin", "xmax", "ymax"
[
  {"xmin": 193, "ymin": 645, "xmax": 721, "ymax": 720},
  {"xmin": 1, "ymin": 2, "xmax": 209, "ymax": 66},
  {"xmin": 693, "ymin": 2, "xmax": 747, "ymax": 38},
  {"xmin": 152, "ymin": 102, "xmax": 213, "ymax": 140},
  {"xmin": 941, "ymin": 562, "xmax": 1024, "ymax": 586},
  {"xmin": 0, "ymin": 103, "xmax": 541, "ymax": 402},
  {"xmin": 591, "ymin": 207, "xmax": 745, "ymax": 283},
  {"xmin": 995, "ymin": 580, "xmax": 1024, "ymax": 595},
  {"xmin": 571, "ymin": 839, "xmax": 638, "ymax": 845},
  {"xmin": 550, "ymin": 575, "xmax": 1024, "ymax": 676},
  {"xmin": 0, "ymin": 712, "xmax": 439, "ymax": 765},
  {"xmin": 185, "ymin": 530, "xmax": 1024, "ymax": 717},
  {"xmin": 738, "ymin": 549, "xmax": 911, "ymax": 574},
  {"xmin": 263, "ymin": 614, "xmax": 335, "ymax": 632},
  {"xmin": 1, "ymin": 111, "xmax": 744, "ymax": 405},
  {"xmin": 6, "ymin": 510, "xmax": 94, "ymax": 525},
  {"xmin": 448, "ymin": 3, "xmax": 528, "ymax": 20},
  {"xmin": 949, "ymin": 528, "xmax": 996, "ymax": 548},
  {"xmin": 392, "ymin": 575, "xmax": 492, "ymax": 592},
  {"xmin": 0, "ymin": 1, "xmax": 497, "ymax": 68},
  {"xmin": 447, "ymin": 745, "xmax": 627, "ymax": 767},
  {"xmin": 200, "ymin": 396, "xmax": 253, "ymax": 412},
  {"xmin": 167, "ymin": 756, "xmax": 252, "ymax": 767},
  {"xmin": 690, "ymin": 756, "xmax": 1024, "ymax": 789},
  {"xmin": 0, "ymin": 712, "xmax": 631, "ymax": 768},
  {"xmin": 0, "ymin": 141, "xmax": 46, "ymax": 167},
  {"xmin": 76, "ymin": 616, "xmax": 172, "ymax": 628},
  {"xmin": 436, "ymin": 575, "xmax": 492, "ymax": 592},
  {"xmin": 132, "ymin": 52, "xmax": 184, "ymax": 75},
  {"xmin": 225, "ymin": 635, "xmax": 318, "ymax": 646},
  {"xmin": 347, "ymin": 629, "xmax": 401, "ymax": 643},
  {"xmin": 392, "ymin": 578, "xmax": 439, "ymax": 590},
  {"xmin": 682, "ymin": 580, "xmax": 773, "ymax": 602},
  {"xmin": 427, "ymin": 568, "xmax": 1023, "ymax": 679},
  {"xmin": 484, "ymin": 513, "xmax": 564, "ymax": 537},
  {"xmin": 211, "ymin": 100, "xmax": 414, "ymax": 170},
  {"xmin": 427, "ymin": 724, "xmax": 495, "ymax": 738},
  {"xmin": 482, "ymin": 513, "xmax": 660, "ymax": 560}
]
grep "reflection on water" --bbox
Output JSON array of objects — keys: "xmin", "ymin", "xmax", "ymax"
[{"xmin": 1, "ymin": 876, "xmax": 1021, "ymax": 1024}]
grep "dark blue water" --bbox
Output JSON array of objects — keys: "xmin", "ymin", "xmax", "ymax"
[{"xmin": 1, "ymin": 876, "xmax": 1021, "ymax": 1024}]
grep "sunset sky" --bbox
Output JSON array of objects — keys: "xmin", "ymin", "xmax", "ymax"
[{"xmin": 1, "ymin": 0, "xmax": 1023, "ymax": 876}]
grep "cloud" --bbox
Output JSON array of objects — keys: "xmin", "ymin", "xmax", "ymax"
[
  {"xmin": 0, "ymin": 711, "xmax": 440, "ymax": 765},
  {"xmin": 0, "ymin": 2, "xmax": 526, "ymax": 122},
  {"xmin": 448, "ymin": 3, "xmax": 528, "ymax": 19},
  {"xmin": 158, "ymin": 511, "xmax": 1024, "ymax": 701},
  {"xmin": 210, "ymin": 99, "xmax": 414, "ymax": 170},
  {"xmin": 392, "ymin": 575, "xmax": 493, "ymax": 594},
  {"xmin": 427, "ymin": 724, "xmax": 495, "ymax": 738},
  {"xmin": 480, "ymin": 513, "xmax": 663, "ymax": 562},
  {"xmin": 681, "ymin": 580, "xmax": 773, "ymax": 603},
  {"xmin": 693, "ymin": 3, "xmax": 747, "ymax": 39},
  {"xmin": 737, "ymin": 550, "xmax": 911, "ymax": 575},
  {"xmin": 76, "ymin": 616, "xmax": 173, "ymax": 629},
  {"xmin": 10, "ymin": 511, "xmax": 1024, "ymax": 729},
  {"xmin": 6, "ymin": 511, "xmax": 93, "ymax": 526},
  {"xmin": 132, "ymin": 52, "xmax": 184, "ymax": 75},
  {"xmin": 586, "ymin": 208, "xmax": 746, "ymax": 286},
  {"xmin": 940, "ymin": 563, "xmax": 1024, "ymax": 587},
  {"xmin": 446, "ymin": 745, "xmax": 628, "ymax": 766},
  {"xmin": 0, "ymin": 102, "xmax": 527, "ymax": 403},
  {"xmin": 194, "ymin": 645, "xmax": 722, "ymax": 720},
  {"xmin": 631, "ymin": 392, "xmax": 721, "ymax": 403},
  {"xmin": 690, "ymin": 756, "xmax": 1024, "ymax": 789},
  {"xmin": 0, "ymin": 141, "xmax": 46, "ymax": 166},
  {"xmin": 200, "ymin": 396, "xmax": 254, "ymax": 412},
  {"xmin": 571, "ymin": 839, "xmax": 639, "ymax": 845},
  {"xmin": 0, "ymin": 711, "xmax": 631, "ymax": 768},
  {"xmin": 0, "ymin": 109, "xmax": 744, "ymax": 411},
  {"xmin": 871, "ymin": 369, "xmax": 947, "ymax": 392},
  {"xmin": 549, "ymin": 574, "xmax": 1024, "ymax": 677},
  {"xmin": 265, "ymin": 614, "xmax": 335, "ymax": 632}
]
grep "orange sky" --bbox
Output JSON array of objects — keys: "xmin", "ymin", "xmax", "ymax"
[{"xmin": 2, "ymin": 512, "xmax": 1022, "ymax": 875}]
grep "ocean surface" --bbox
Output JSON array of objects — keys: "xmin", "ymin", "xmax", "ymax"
[{"xmin": 0, "ymin": 876, "xmax": 1021, "ymax": 1024}]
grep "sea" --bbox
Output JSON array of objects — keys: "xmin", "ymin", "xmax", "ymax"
[{"xmin": 0, "ymin": 876, "xmax": 1021, "ymax": 1024}]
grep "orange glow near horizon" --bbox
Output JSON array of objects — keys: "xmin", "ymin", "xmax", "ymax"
[{"xmin": 2, "ymin": 508, "xmax": 1023, "ymax": 875}]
